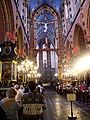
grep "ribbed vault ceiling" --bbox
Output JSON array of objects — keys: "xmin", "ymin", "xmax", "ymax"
[{"xmin": 29, "ymin": 0, "xmax": 62, "ymax": 14}]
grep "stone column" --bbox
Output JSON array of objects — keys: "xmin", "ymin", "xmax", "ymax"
[
  {"xmin": 39, "ymin": 50, "xmax": 43, "ymax": 72},
  {"xmin": 47, "ymin": 51, "xmax": 51, "ymax": 68}
]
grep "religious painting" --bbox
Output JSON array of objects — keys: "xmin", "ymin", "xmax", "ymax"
[{"xmin": 2, "ymin": 62, "xmax": 11, "ymax": 81}]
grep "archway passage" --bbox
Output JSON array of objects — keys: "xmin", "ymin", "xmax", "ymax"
[{"xmin": 73, "ymin": 24, "xmax": 86, "ymax": 55}]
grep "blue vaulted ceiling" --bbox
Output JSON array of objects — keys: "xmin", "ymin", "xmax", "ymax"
[
  {"xmin": 29, "ymin": 0, "xmax": 62, "ymax": 48},
  {"xmin": 29, "ymin": 0, "xmax": 62, "ymax": 13},
  {"xmin": 35, "ymin": 9, "xmax": 56, "ymax": 48}
]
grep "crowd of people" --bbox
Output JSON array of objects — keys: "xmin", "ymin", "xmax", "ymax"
[
  {"xmin": 54, "ymin": 81, "xmax": 90, "ymax": 103},
  {"xmin": 0, "ymin": 81, "xmax": 46, "ymax": 120}
]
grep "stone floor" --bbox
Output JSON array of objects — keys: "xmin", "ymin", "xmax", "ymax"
[{"xmin": 43, "ymin": 89, "xmax": 90, "ymax": 120}]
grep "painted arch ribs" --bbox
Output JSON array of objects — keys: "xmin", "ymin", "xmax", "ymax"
[
  {"xmin": 5, "ymin": 0, "xmax": 15, "ymax": 31},
  {"xmin": 0, "ymin": 1, "xmax": 7, "ymax": 41},
  {"xmin": 0, "ymin": 0, "xmax": 15, "ymax": 41}
]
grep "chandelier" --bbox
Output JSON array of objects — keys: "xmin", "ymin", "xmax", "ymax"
[{"xmin": 17, "ymin": 58, "xmax": 41, "ymax": 81}]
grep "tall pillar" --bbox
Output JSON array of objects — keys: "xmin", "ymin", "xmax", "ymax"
[
  {"xmin": 47, "ymin": 51, "xmax": 51, "ymax": 81},
  {"xmin": 39, "ymin": 51, "xmax": 43, "ymax": 72},
  {"xmin": 47, "ymin": 51, "xmax": 51, "ymax": 68}
]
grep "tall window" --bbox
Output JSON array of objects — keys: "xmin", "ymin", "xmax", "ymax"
[{"xmin": 65, "ymin": 3, "xmax": 68, "ymax": 19}]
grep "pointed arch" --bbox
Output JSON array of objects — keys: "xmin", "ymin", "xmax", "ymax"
[
  {"xmin": 73, "ymin": 24, "xmax": 85, "ymax": 54},
  {"xmin": 0, "ymin": 0, "xmax": 15, "ymax": 41}
]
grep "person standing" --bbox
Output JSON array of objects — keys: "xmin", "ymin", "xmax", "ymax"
[
  {"xmin": 0, "ymin": 87, "xmax": 21, "ymax": 120},
  {"xmin": 14, "ymin": 84, "xmax": 23, "ymax": 104},
  {"xmin": 21, "ymin": 81, "xmax": 46, "ymax": 120}
]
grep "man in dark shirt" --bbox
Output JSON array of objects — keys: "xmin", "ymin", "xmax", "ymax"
[{"xmin": 21, "ymin": 81, "xmax": 46, "ymax": 120}]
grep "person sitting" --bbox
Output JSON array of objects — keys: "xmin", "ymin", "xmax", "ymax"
[
  {"xmin": 21, "ymin": 81, "xmax": 46, "ymax": 120},
  {"xmin": 0, "ymin": 87, "xmax": 21, "ymax": 120}
]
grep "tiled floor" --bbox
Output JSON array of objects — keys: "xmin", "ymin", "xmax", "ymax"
[{"xmin": 43, "ymin": 89, "xmax": 90, "ymax": 120}]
